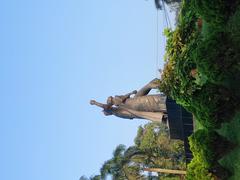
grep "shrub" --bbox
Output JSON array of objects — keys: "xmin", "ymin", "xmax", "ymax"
[
  {"xmin": 186, "ymin": 158, "xmax": 230, "ymax": 180},
  {"xmin": 227, "ymin": 6, "xmax": 240, "ymax": 51},
  {"xmin": 160, "ymin": 0, "xmax": 240, "ymax": 129},
  {"xmin": 160, "ymin": 0, "xmax": 240, "ymax": 179},
  {"xmin": 187, "ymin": 84, "xmax": 238, "ymax": 129},
  {"xmin": 161, "ymin": 27, "xmax": 201, "ymax": 104},
  {"xmin": 191, "ymin": 0, "xmax": 236, "ymax": 27},
  {"xmin": 187, "ymin": 129, "xmax": 233, "ymax": 179},
  {"xmin": 189, "ymin": 130, "xmax": 232, "ymax": 164},
  {"xmin": 186, "ymin": 158, "xmax": 214, "ymax": 180},
  {"xmin": 178, "ymin": 0, "xmax": 198, "ymax": 40},
  {"xmin": 194, "ymin": 30, "xmax": 240, "ymax": 86}
]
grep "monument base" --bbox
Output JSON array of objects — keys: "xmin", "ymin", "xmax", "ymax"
[{"xmin": 166, "ymin": 97, "xmax": 194, "ymax": 164}]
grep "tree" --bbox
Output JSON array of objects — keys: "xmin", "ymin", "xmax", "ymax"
[
  {"xmin": 99, "ymin": 123, "xmax": 185, "ymax": 179},
  {"xmin": 134, "ymin": 123, "xmax": 185, "ymax": 171},
  {"xmin": 82, "ymin": 123, "xmax": 185, "ymax": 179},
  {"xmin": 79, "ymin": 175, "xmax": 101, "ymax": 180},
  {"xmin": 90, "ymin": 175, "xmax": 101, "ymax": 180},
  {"xmin": 154, "ymin": 0, "xmax": 181, "ymax": 10},
  {"xmin": 79, "ymin": 176, "xmax": 88, "ymax": 180},
  {"xmin": 100, "ymin": 144, "xmax": 144, "ymax": 180}
]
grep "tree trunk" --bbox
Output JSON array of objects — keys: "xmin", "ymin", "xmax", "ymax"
[{"xmin": 143, "ymin": 168, "xmax": 186, "ymax": 175}]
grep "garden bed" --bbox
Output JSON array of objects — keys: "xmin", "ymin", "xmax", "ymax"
[{"xmin": 159, "ymin": 0, "xmax": 240, "ymax": 179}]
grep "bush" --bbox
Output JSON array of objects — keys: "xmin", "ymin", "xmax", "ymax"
[
  {"xmin": 160, "ymin": 0, "xmax": 240, "ymax": 178},
  {"xmin": 161, "ymin": 26, "xmax": 201, "ymax": 103},
  {"xmin": 189, "ymin": 130, "xmax": 233, "ymax": 164},
  {"xmin": 194, "ymin": 30, "xmax": 240, "ymax": 85},
  {"xmin": 160, "ymin": 0, "xmax": 240, "ymax": 129},
  {"xmin": 187, "ymin": 129, "xmax": 233, "ymax": 179},
  {"xmin": 186, "ymin": 158, "xmax": 214, "ymax": 180},
  {"xmin": 191, "ymin": 0, "xmax": 237, "ymax": 27},
  {"xmin": 186, "ymin": 158, "xmax": 230, "ymax": 180},
  {"xmin": 178, "ymin": 0, "xmax": 198, "ymax": 40},
  {"xmin": 187, "ymin": 84, "xmax": 238, "ymax": 129},
  {"xmin": 227, "ymin": 6, "xmax": 240, "ymax": 51}
]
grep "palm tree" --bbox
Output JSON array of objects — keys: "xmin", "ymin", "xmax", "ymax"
[
  {"xmin": 100, "ymin": 144, "xmax": 145, "ymax": 180},
  {"xmin": 85, "ymin": 123, "xmax": 185, "ymax": 179},
  {"xmin": 100, "ymin": 144, "xmax": 125, "ymax": 179}
]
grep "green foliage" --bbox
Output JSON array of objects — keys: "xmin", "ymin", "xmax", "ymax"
[
  {"xmin": 160, "ymin": 1, "xmax": 202, "ymax": 103},
  {"xmin": 192, "ymin": 0, "xmax": 228, "ymax": 26},
  {"xmin": 134, "ymin": 126, "xmax": 144, "ymax": 146},
  {"xmin": 161, "ymin": 27, "xmax": 238, "ymax": 129},
  {"xmin": 218, "ymin": 113, "xmax": 240, "ymax": 179},
  {"xmin": 186, "ymin": 158, "xmax": 214, "ymax": 180},
  {"xmin": 178, "ymin": 0, "xmax": 198, "ymax": 38},
  {"xmin": 161, "ymin": 27, "xmax": 201, "ymax": 101},
  {"xmin": 79, "ymin": 175, "xmax": 101, "ymax": 180},
  {"xmin": 160, "ymin": 0, "xmax": 240, "ymax": 129},
  {"xmin": 160, "ymin": 0, "xmax": 240, "ymax": 178},
  {"xmin": 189, "ymin": 130, "xmax": 216, "ymax": 167},
  {"xmin": 100, "ymin": 144, "xmax": 144, "ymax": 180},
  {"xmin": 187, "ymin": 84, "xmax": 238, "ymax": 129},
  {"xmin": 134, "ymin": 123, "xmax": 186, "ymax": 170},
  {"xmin": 194, "ymin": 31, "xmax": 240, "ymax": 86},
  {"xmin": 138, "ymin": 124, "xmax": 157, "ymax": 150},
  {"xmin": 84, "ymin": 123, "xmax": 185, "ymax": 180},
  {"xmin": 134, "ymin": 123, "xmax": 186, "ymax": 179},
  {"xmin": 186, "ymin": 129, "xmax": 232, "ymax": 179},
  {"xmin": 227, "ymin": 6, "xmax": 240, "ymax": 51},
  {"xmin": 90, "ymin": 175, "xmax": 101, "ymax": 180},
  {"xmin": 79, "ymin": 176, "xmax": 89, "ymax": 180}
]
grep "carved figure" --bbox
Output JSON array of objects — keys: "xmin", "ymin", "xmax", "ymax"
[{"xmin": 90, "ymin": 78, "xmax": 167, "ymax": 122}]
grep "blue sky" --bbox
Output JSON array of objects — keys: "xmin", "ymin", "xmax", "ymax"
[{"xmin": 0, "ymin": 0, "xmax": 174, "ymax": 179}]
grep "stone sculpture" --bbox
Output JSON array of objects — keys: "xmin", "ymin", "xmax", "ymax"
[{"xmin": 90, "ymin": 78, "xmax": 167, "ymax": 122}]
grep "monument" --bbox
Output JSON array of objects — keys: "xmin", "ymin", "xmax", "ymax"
[{"xmin": 90, "ymin": 78, "xmax": 168, "ymax": 123}]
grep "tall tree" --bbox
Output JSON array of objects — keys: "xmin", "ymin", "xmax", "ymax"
[
  {"xmin": 82, "ymin": 123, "xmax": 185, "ymax": 179},
  {"xmin": 134, "ymin": 122, "xmax": 185, "ymax": 170},
  {"xmin": 100, "ymin": 144, "xmax": 144, "ymax": 180}
]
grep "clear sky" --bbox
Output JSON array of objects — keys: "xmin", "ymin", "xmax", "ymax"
[{"xmin": 0, "ymin": 0, "xmax": 174, "ymax": 179}]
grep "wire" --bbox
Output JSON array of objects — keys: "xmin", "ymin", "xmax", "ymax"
[
  {"xmin": 155, "ymin": 9, "xmax": 160, "ymax": 78},
  {"xmin": 155, "ymin": 0, "xmax": 173, "ymax": 78},
  {"xmin": 162, "ymin": 0, "xmax": 172, "ymax": 30}
]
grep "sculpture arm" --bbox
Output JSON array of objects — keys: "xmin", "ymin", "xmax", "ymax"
[
  {"xmin": 134, "ymin": 78, "xmax": 160, "ymax": 97},
  {"xmin": 124, "ymin": 90, "xmax": 137, "ymax": 98},
  {"xmin": 115, "ymin": 90, "xmax": 137, "ymax": 103},
  {"xmin": 90, "ymin": 100, "xmax": 109, "ymax": 109}
]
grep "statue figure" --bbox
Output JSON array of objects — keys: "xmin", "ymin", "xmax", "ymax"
[{"xmin": 90, "ymin": 78, "xmax": 167, "ymax": 122}]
